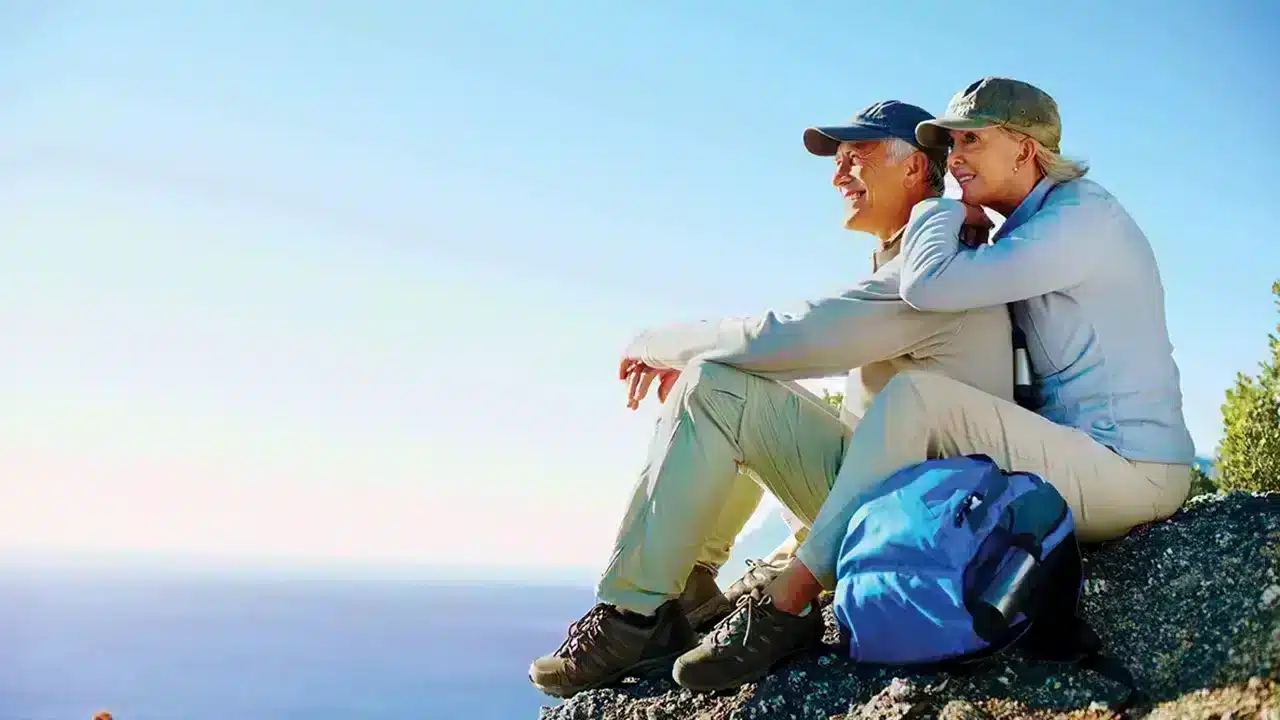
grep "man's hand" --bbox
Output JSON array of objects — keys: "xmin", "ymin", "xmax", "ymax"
[
  {"xmin": 959, "ymin": 203, "xmax": 994, "ymax": 247},
  {"xmin": 619, "ymin": 358, "xmax": 680, "ymax": 410}
]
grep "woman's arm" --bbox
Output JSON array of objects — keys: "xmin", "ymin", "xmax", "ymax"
[{"xmin": 899, "ymin": 191, "xmax": 1110, "ymax": 311}]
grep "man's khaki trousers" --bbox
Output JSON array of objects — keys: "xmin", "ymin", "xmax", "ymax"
[{"xmin": 596, "ymin": 359, "xmax": 1191, "ymax": 614}]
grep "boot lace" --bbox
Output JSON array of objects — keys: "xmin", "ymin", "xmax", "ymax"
[
  {"xmin": 558, "ymin": 603, "xmax": 613, "ymax": 660},
  {"xmin": 709, "ymin": 589, "xmax": 769, "ymax": 649}
]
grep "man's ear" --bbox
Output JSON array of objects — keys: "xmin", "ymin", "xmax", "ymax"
[{"xmin": 903, "ymin": 151, "xmax": 927, "ymax": 189}]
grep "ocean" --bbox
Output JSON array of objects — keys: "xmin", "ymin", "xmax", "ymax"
[{"xmin": 0, "ymin": 561, "xmax": 597, "ymax": 720}]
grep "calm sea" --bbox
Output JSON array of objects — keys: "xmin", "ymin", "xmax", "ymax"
[{"xmin": 0, "ymin": 561, "xmax": 595, "ymax": 719}]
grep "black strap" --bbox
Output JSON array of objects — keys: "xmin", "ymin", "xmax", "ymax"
[
  {"xmin": 1009, "ymin": 304, "xmax": 1026, "ymax": 349},
  {"xmin": 1023, "ymin": 616, "xmax": 1149, "ymax": 715},
  {"xmin": 1078, "ymin": 652, "xmax": 1149, "ymax": 714},
  {"xmin": 1011, "ymin": 539, "xmax": 1150, "ymax": 714}
]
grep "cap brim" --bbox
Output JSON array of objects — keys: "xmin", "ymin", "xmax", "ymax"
[
  {"xmin": 915, "ymin": 116, "xmax": 994, "ymax": 149},
  {"xmin": 803, "ymin": 123, "xmax": 895, "ymax": 156}
]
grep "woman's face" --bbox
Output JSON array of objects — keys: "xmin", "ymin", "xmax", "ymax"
[{"xmin": 946, "ymin": 127, "xmax": 1032, "ymax": 210}]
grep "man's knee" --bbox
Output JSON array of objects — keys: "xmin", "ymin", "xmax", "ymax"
[{"xmin": 680, "ymin": 357, "xmax": 750, "ymax": 402}]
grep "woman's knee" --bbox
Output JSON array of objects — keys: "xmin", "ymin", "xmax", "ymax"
[{"xmin": 875, "ymin": 370, "xmax": 942, "ymax": 419}]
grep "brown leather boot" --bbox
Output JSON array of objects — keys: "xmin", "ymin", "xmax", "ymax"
[{"xmin": 528, "ymin": 599, "xmax": 695, "ymax": 698}]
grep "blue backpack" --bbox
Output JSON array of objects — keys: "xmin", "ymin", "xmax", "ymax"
[{"xmin": 832, "ymin": 454, "xmax": 1145, "ymax": 710}]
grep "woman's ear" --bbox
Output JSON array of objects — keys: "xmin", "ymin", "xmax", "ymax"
[{"xmin": 1017, "ymin": 137, "xmax": 1037, "ymax": 170}]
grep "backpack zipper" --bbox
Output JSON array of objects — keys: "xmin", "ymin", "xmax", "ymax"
[{"xmin": 955, "ymin": 491, "xmax": 984, "ymax": 527}]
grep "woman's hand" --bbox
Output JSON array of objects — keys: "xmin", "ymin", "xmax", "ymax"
[{"xmin": 960, "ymin": 203, "xmax": 994, "ymax": 247}]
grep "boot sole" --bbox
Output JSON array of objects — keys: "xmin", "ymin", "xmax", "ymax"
[{"xmin": 530, "ymin": 646, "xmax": 691, "ymax": 699}]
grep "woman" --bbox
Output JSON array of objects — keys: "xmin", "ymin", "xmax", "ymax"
[{"xmin": 897, "ymin": 75, "xmax": 1196, "ymax": 532}]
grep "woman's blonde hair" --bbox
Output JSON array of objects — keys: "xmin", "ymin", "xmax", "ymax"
[{"xmin": 998, "ymin": 127, "xmax": 1089, "ymax": 183}]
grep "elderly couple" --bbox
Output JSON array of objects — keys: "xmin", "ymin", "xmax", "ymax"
[{"xmin": 529, "ymin": 77, "xmax": 1195, "ymax": 697}]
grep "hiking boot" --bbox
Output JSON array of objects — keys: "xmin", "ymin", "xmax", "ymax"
[
  {"xmin": 722, "ymin": 557, "xmax": 790, "ymax": 608},
  {"xmin": 680, "ymin": 564, "xmax": 730, "ymax": 631},
  {"xmin": 529, "ymin": 599, "xmax": 695, "ymax": 698},
  {"xmin": 671, "ymin": 589, "xmax": 823, "ymax": 692}
]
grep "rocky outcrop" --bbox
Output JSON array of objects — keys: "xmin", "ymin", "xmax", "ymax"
[{"xmin": 540, "ymin": 492, "xmax": 1280, "ymax": 719}]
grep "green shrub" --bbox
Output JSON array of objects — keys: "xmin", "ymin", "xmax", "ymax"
[
  {"xmin": 821, "ymin": 389, "xmax": 844, "ymax": 412},
  {"xmin": 1188, "ymin": 465, "xmax": 1218, "ymax": 499},
  {"xmin": 1214, "ymin": 280, "xmax": 1280, "ymax": 493}
]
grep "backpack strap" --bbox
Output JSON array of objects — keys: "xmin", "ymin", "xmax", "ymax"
[
  {"xmin": 1018, "ymin": 538, "xmax": 1150, "ymax": 714},
  {"xmin": 1023, "ymin": 615, "xmax": 1149, "ymax": 714}
]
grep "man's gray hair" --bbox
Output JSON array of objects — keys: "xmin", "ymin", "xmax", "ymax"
[{"xmin": 883, "ymin": 137, "xmax": 946, "ymax": 194}]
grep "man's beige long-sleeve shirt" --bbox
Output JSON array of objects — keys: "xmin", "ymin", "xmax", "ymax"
[{"xmin": 624, "ymin": 229, "xmax": 1014, "ymax": 423}]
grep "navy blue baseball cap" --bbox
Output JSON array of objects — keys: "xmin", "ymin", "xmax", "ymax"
[{"xmin": 803, "ymin": 100, "xmax": 948, "ymax": 168}]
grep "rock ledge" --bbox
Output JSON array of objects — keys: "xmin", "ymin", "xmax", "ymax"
[{"xmin": 540, "ymin": 492, "xmax": 1280, "ymax": 719}]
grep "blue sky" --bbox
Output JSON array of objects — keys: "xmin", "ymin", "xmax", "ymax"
[{"xmin": 1, "ymin": 1, "xmax": 1276, "ymax": 574}]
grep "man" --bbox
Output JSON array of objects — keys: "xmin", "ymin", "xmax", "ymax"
[{"xmin": 528, "ymin": 100, "xmax": 1014, "ymax": 698}]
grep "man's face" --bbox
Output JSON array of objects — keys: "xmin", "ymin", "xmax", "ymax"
[
  {"xmin": 946, "ymin": 127, "xmax": 1026, "ymax": 207},
  {"xmin": 832, "ymin": 140, "xmax": 910, "ymax": 233}
]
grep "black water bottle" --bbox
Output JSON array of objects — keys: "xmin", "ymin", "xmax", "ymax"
[{"xmin": 972, "ymin": 546, "xmax": 1039, "ymax": 638}]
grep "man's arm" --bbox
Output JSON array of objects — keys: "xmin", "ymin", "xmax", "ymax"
[
  {"xmin": 624, "ymin": 270, "xmax": 962, "ymax": 381},
  {"xmin": 898, "ymin": 189, "xmax": 1108, "ymax": 312}
]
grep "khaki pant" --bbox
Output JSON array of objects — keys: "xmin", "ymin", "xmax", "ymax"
[{"xmin": 595, "ymin": 360, "xmax": 1191, "ymax": 614}]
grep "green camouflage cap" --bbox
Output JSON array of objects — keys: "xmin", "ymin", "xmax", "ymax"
[{"xmin": 915, "ymin": 77, "xmax": 1062, "ymax": 153}]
